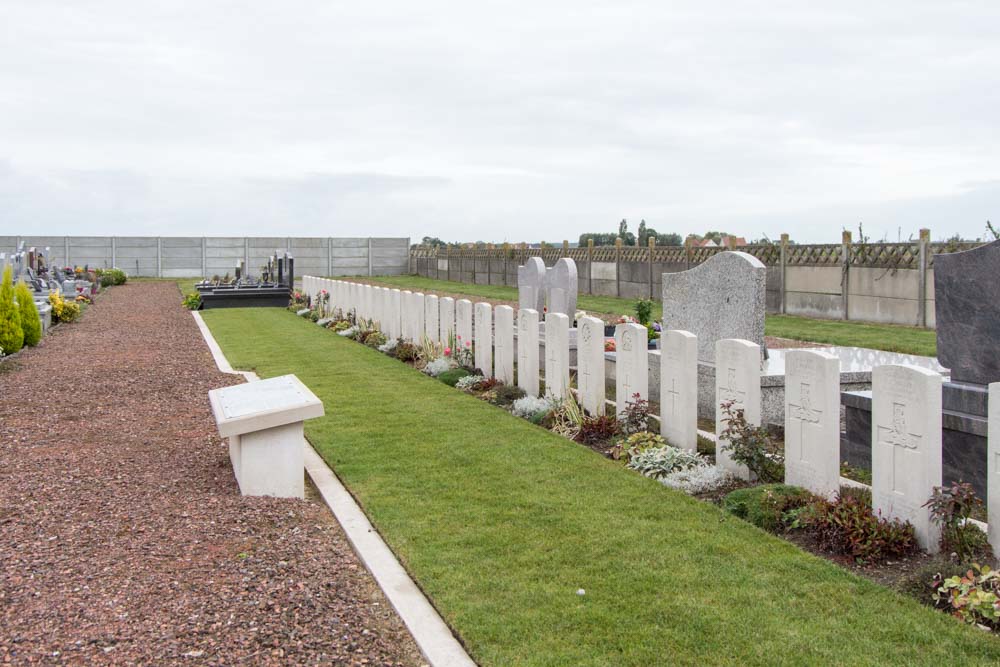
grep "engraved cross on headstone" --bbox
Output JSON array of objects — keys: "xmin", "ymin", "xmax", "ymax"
[
  {"xmin": 787, "ymin": 382, "xmax": 822, "ymax": 462},
  {"xmin": 718, "ymin": 367, "xmax": 746, "ymax": 407},
  {"xmin": 620, "ymin": 328, "xmax": 636, "ymax": 401},
  {"xmin": 876, "ymin": 402, "xmax": 920, "ymax": 494},
  {"xmin": 666, "ymin": 377, "xmax": 681, "ymax": 422}
]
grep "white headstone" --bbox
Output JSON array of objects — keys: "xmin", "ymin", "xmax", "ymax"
[
  {"xmin": 475, "ymin": 302, "xmax": 493, "ymax": 376},
  {"xmin": 456, "ymin": 299, "xmax": 473, "ymax": 353},
  {"xmin": 425, "ymin": 294, "xmax": 440, "ymax": 344},
  {"xmin": 544, "ymin": 312, "xmax": 570, "ymax": 401},
  {"xmin": 440, "ymin": 297, "xmax": 456, "ymax": 344},
  {"xmin": 989, "ymin": 382, "xmax": 1000, "ymax": 556},
  {"xmin": 518, "ymin": 257, "xmax": 546, "ymax": 312},
  {"xmin": 494, "ymin": 305, "xmax": 515, "ymax": 384},
  {"xmin": 615, "ymin": 323, "xmax": 649, "ymax": 418},
  {"xmin": 715, "ymin": 338, "xmax": 762, "ymax": 480},
  {"xmin": 784, "ymin": 349, "xmax": 841, "ymax": 499},
  {"xmin": 577, "ymin": 316, "xmax": 606, "ymax": 416},
  {"xmin": 388, "ymin": 288, "xmax": 401, "ymax": 339},
  {"xmin": 517, "ymin": 309, "xmax": 540, "ymax": 397},
  {"xmin": 412, "ymin": 293, "xmax": 426, "ymax": 342},
  {"xmin": 660, "ymin": 329, "xmax": 698, "ymax": 451},
  {"xmin": 872, "ymin": 364, "xmax": 942, "ymax": 553},
  {"xmin": 400, "ymin": 291, "xmax": 413, "ymax": 340}
]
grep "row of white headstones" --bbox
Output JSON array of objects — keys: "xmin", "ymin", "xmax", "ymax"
[{"xmin": 303, "ymin": 276, "xmax": 1000, "ymax": 555}]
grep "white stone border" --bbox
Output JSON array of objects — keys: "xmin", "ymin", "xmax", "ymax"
[{"xmin": 191, "ymin": 311, "xmax": 477, "ymax": 667}]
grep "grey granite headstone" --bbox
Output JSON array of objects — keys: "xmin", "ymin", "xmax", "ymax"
[
  {"xmin": 517, "ymin": 257, "xmax": 546, "ymax": 312},
  {"xmin": 935, "ymin": 239, "xmax": 1000, "ymax": 385},
  {"xmin": 545, "ymin": 258, "xmax": 578, "ymax": 317},
  {"xmin": 662, "ymin": 251, "xmax": 766, "ymax": 364}
]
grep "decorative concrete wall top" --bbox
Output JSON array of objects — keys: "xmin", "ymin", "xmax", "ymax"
[{"xmin": 661, "ymin": 251, "xmax": 766, "ymax": 364}]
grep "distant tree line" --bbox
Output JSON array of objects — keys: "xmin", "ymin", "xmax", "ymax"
[{"xmin": 579, "ymin": 220, "xmax": 683, "ymax": 247}]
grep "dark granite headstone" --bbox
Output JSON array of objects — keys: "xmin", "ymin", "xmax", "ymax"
[{"xmin": 935, "ymin": 239, "xmax": 1000, "ymax": 385}]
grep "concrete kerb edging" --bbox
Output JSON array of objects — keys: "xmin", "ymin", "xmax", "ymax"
[{"xmin": 191, "ymin": 311, "xmax": 477, "ymax": 667}]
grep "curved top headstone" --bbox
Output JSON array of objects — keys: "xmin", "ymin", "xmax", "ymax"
[
  {"xmin": 662, "ymin": 251, "xmax": 766, "ymax": 364},
  {"xmin": 934, "ymin": 239, "xmax": 1000, "ymax": 385},
  {"xmin": 517, "ymin": 257, "xmax": 546, "ymax": 312}
]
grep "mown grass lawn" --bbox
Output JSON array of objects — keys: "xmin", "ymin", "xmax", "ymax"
[
  {"xmin": 201, "ymin": 308, "xmax": 996, "ymax": 666},
  {"xmin": 351, "ymin": 274, "xmax": 938, "ymax": 357}
]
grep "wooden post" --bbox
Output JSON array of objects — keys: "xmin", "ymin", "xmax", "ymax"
[
  {"xmin": 614, "ymin": 237, "xmax": 623, "ymax": 297},
  {"xmin": 779, "ymin": 233, "xmax": 789, "ymax": 315},
  {"xmin": 918, "ymin": 228, "xmax": 930, "ymax": 328},
  {"xmin": 647, "ymin": 236, "xmax": 656, "ymax": 299},
  {"xmin": 841, "ymin": 230, "xmax": 852, "ymax": 321},
  {"xmin": 587, "ymin": 238, "xmax": 594, "ymax": 295}
]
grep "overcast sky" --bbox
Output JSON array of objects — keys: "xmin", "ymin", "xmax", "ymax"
[{"xmin": 3, "ymin": 1, "xmax": 998, "ymax": 243}]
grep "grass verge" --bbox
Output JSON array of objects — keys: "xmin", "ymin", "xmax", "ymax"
[
  {"xmin": 201, "ymin": 307, "xmax": 995, "ymax": 666},
  {"xmin": 350, "ymin": 274, "xmax": 937, "ymax": 356}
]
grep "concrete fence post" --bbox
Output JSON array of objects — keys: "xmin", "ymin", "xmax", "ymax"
[
  {"xmin": 647, "ymin": 237, "xmax": 655, "ymax": 299},
  {"xmin": 244, "ymin": 238, "xmax": 249, "ymax": 274},
  {"xmin": 779, "ymin": 233, "xmax": 789, "ymax": 314},
  {"xmin": 446, "ymin": 246, "xmax": 452, "ymax": 282},
  {"xmin": 470, "ymin": 244, "xmax": 477, "ymax": 284},
  {"xmin": 367, "ymin": 237, "xmax": 373, "ymax": 276},
  {"xmin": 201, "ymin": 237, "xmax": 207, "ymax": 277},
  {"xmin": 64, "ymin": 237, "xmax": 70, "ymax": 268},
  {"xmin": 157, "ymin": 237, "xmax": 162, "ymax": 278},
  {"xmin": 327, "ymin": 238, "xmax": 333, "ymax": 276},
  {"xmin": 112, "ymin": 237, "xmax": 117, "ymax": 269},
  {"xmin": 614, "ymin": 238, "xmax": 622, "ymax": 297},
  {"xmin": 587, "ymin": 238, "xmax": 594, "ymax": 295},
  {"xmin": 503, "ymin": 242, "xmax": 509, "ymax": 286},
  {"xmin": 562, "ymin": 239, "xmax": 569, "ymax": 257},
  {"xmin": 487, "ymin": 243, "xmax": 493, "ymax": 284},
  {"xmin": 685, "ymin": 236, "xmax": 693, "ymax": 270},
  {"xmin": 841, "ymin": 230, "xmax": 852, "ymax": 321},
  {"xmin": 918, "ymin": 228, "xmax": 930, "ymax": 327}
]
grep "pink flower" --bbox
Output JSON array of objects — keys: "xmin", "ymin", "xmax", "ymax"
[
  {"xmin": 444, "ymin": 347, "xmax": 452, "ymax": 356},
  {"xmin": 465, "ymin": 341, "xmax": 471, "ymax": 348}
]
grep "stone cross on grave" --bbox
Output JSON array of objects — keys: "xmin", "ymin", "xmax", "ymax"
[
  {"xmin": 787, "ymin": 382, "xmax": 822, "ymax": 463},
  {"xmin": 877, "ymin": 402, "xmax": 921, "ymax": 494},
  {"xmin": 665, "ymin": 377, "xmax": 681, "ymax": 422}
]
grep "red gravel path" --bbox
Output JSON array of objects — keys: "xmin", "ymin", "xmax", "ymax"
[{"xmin": 0, "ymin": 282, "xmax": 423, "ymax": 666}]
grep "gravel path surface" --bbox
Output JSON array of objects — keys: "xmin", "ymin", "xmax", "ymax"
[{"xmin": 0, "ymin": 283, "xmax": 424, "ymax": 666}]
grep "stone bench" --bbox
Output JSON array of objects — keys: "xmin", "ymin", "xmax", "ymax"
[{"xmin": 209, "ymin": 374, "xmax": 324, "ymax": 499}]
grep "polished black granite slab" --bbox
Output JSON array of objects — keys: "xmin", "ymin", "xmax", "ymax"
[
  {"xmin": 935, "ymin": 239, "xmax": 1000, "ymax": 385},
  {"xmin": 198, "ymin": 286, "xmax": 291, "ymax": 309}
]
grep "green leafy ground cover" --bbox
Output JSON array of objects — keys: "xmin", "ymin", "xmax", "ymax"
[
  {"xmin": 350, "ymin": 275, "xmax": 938, "ymax": 356},
  {"xmin": 201, "ymin": 307, "xmax": 995, "ymax": 666}
]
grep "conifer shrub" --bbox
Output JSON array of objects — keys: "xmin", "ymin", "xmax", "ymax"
[
  {"xmin": 0, "ymin": 266, "xmax": 23, "ymax": 354},
  {"xmin": 14, "ymin": 281, "xmax": 41, "ymax": 346}
]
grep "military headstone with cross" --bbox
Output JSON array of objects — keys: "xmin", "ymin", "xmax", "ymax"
[
  {"xmin": 715, "ymin": 338, "xmax": 761, "ymax": 480},
  {"xmin": 784, "ymin": 349, "xmax": 840, "ymax": 499},
  {"xmin": 660, "ymin": 329, "xmax": 698, "ymax": 451},
  {"xmin": 615, "ymin": 323, "xmax": 648, "ymax": 418},
  {"xmin": 577, "ymin": 316, "xmax": 606, "ymax": 415},
  {"xmin": 494, "ymin": 305, "xmax": 515, "ymax": 385},
  {"xmin": 544, "ymin": 312, "xmax": 570, "ymax": 401},
  {"xmin": 872, "ymin": 364, "xmax": 942, "ymax": 553},
  {"xmin": 517, "ymin": 309, "xmax": 540, "ymax": 397},
  {"xmin": 475, "ymin": 302, "xmax": 493, "ymax": 378}
]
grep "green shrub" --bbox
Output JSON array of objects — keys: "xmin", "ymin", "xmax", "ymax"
[
  {"xmin": 923, "ymin": 481, "xmax": 990, "ymax": 561},
  {"xmin": 803, "ymin": 490, "xmax": 917, "ymax": 563},
  {"xmin": 933, "ymin": 564, "xmax": 1000, "ymax": 629},
  {"xmin": 365, "ymin": 331, "xmax": 388, "ymax": 348},
  {"xmin": 182, "ymin": 291, "xmax": 202, "ymax": 310},
  {"xmin": 100, "ymin": 268, "xmax": 127, "ymax": 287},
  {"xmin": 723, "ymin": 484, "xmax": 814, "ymax": 533},
  {"xmin": 394, "ymin": 341, "xmax": 420, "ymax": 363},
  {"xmin": 718, "ymin": 400, "xmax": 784, "ymax": 482},
  {"xmin": 14, "ymin": 281, "xmax": 41, "ymax": 346},
  {"xmin": 0, "ymin": 266, "xmax": 23, "ymax": 355},
  {"xmin": 628, "ymin": 446, "xmax": 708, "ymax": 480},
  {"xmin": 611, "ymin": 431, "xmax": 666, "ymax": 462},
  {"xmin": 492, "ymin": 384, "xmax": 526, "ymax": 406},
  {"xmin": 896, "ymin": 555, "xmax": 979, "ymax": 604},
  {"xmin": 438, "ymin": 368, "xmax": 472, "ymax": 387},
  {"xmin": 578, "ymin": 413, "xmax": 620, "ymax": 444}
]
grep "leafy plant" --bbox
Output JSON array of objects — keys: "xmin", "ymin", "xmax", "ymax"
[
  {"xmin": 493, "ymin": 384, "xmax": 526, "ymax": 406},
  {"xmin": 933, "ymin": 564, "xmax": 1000, "ymax": 628},
  {"xmin": 456, "ymin": 374, "xmax": 486, "ymax": 391},
  {"xmin": 611, "ymin": 431, "xmax": 666, "ymax": 462},
  {"xmin": 438, "ymin": 368, "xmax": 472, "ymax": 387},
  {"xmin": 394, "ymin": 341, "xmax": 420, "ymax": 362},
  {"xmin": 659, "ymin": 466, "xmax": 734, "ymax": 495},
  {"xmin": 99, "ymin": 268, "xmax": 128, "ymax": 287},
  {"xmin": 924, "ymin": 482, "xmax": 989, "ymax": 561},
  {"xmin": 634, "ymin": 299, "xmax": 654, "ymax": 327},
  {"xmin": 182, "ymin": 291, "xmax": 201, "ymax": 310},
  {"xmin": 577, "ymin": 413, "xmax": 619, "ymax": 444},
  {"xmin": 628, "ymin": 446, "xmax": 707, "ymax": 480},
  {"xmin": 331, "ymin": 320, "xmax": 352, "ymax": 332},
  {"xmin": 364, "ymin": 331, "xmax": 387, "ymax": 348},
  {"xmin": 14, "ymin": 281, "xmax": 41, "ymax": 347},
  {"xmin": 618, "ymin": 393, "xmax": 650, "ymax": 435},
  {"xmin": 423, "ymin": 357, "xmax": 453, "ymax": 377},
  {"xmin": 803, "ymin": 490, "xmax": 917, "ymax": 563},
  {"xmin": 0, "ymin": 266, "xmax": 23, "ymax": 354},
  {"xmin": 723, "ymin": 484, "xmax": 814, "ymax": 533},
  {"xmin": 48, "ymin": 291, "xmax": 81, "ymax": 323},
  {"xmin": 718, "ymin": 400, "xmax": 784, "ymax": 482},
  {"xmin": 549, "ymin": 393, "xmax": 585, "ymax": 440},
  {"xmin": 512, "ymin": 395, "xmax": 554, "ymax": 419}
]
